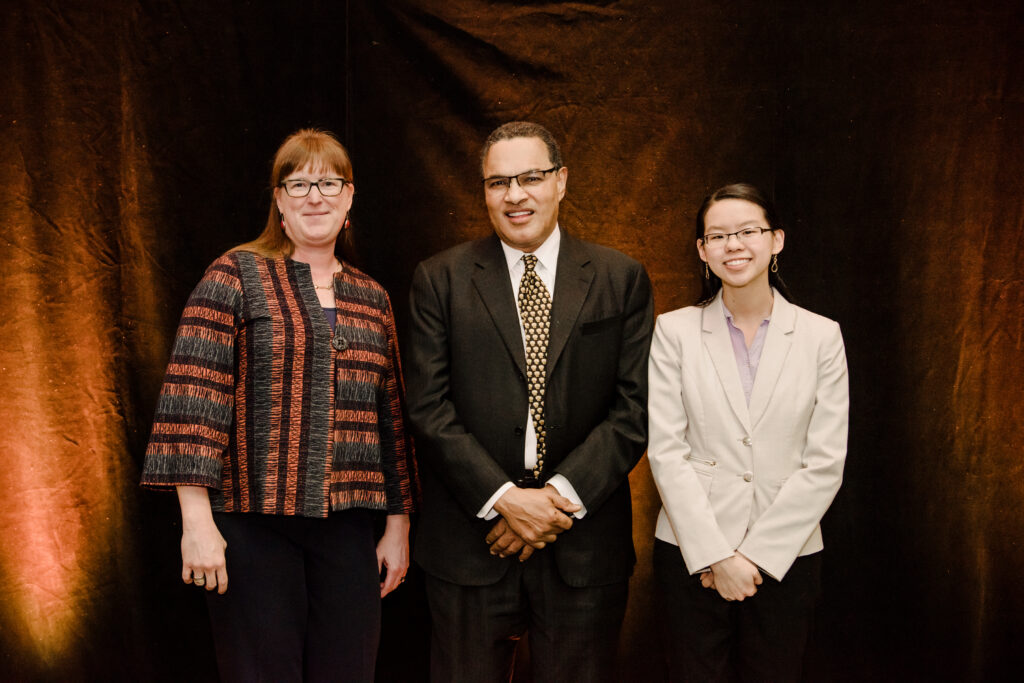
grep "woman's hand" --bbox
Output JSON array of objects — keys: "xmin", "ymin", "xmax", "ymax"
[
  {"xmin": 177, "ymin": 486, "xmax": 228, "ymax": 594},
  {"xmin": 376, "ymin": 514, "xmax": 410, "ymax": 598},
  {"xmin": 710, "ymin": 553, "xmax": 762, "ymax": 601}
]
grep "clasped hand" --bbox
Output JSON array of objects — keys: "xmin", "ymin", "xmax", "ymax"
[
  {"xmin": 702, "ymin": 553, "xmax": 762, "ymax": 601},
  {"xmin": 486, "ymin": 485, "xmax": 580, "ymax": 560}
]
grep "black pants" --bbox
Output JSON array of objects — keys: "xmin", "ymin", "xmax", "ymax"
[
  {"xmin": 425, "ymin": 550, "xmax": 628, "ymax": 683},
  {"xmin": 206, "ymin": 510, "xmax": 381, "ymax": 683},
  {"xmin": 654, "ymin": 539, "xmax": 822, "ymax": 683}
]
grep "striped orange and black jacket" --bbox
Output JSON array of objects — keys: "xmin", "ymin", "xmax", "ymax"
[{"xmin": 141, "ymin": 251, "xmax": 417, "ymax": 517}]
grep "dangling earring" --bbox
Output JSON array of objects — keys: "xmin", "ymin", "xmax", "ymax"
[
  {"xmin": 280, "ymin": 215, "xmax": 286, "ymax": 230},
  {"xmin": 771, "ymin": 254, "xmax": 779, "ymax": 273},
  {"xmin": 704, "ymin": 261, "xmax": 710, "ymax": 279},
  {"xmin": 342, "ymin": 215, "xmax": 350, "ymax": 231}
]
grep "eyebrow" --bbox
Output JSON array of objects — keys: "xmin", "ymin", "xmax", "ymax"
[
  {"xmin": 285, "ymin": 172, "xmax": 342, "ymax": 180},
  {"xmin": 482, "ymin": 167, "xmax": 549, "ymax": 180},
  {"xmin": 705, "ymin": 220, "xmax": 764, "ymax": 232}
]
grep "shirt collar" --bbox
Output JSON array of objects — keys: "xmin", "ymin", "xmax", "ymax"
[{"xmin": 500, "ymin": 225, "xmax": 561, "ymax": 272}]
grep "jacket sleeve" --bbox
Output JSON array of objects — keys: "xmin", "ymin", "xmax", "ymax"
[
  {"xmin": 140, "ymin": 256, "xmax": 242, "ymax": 490},
  {"xmin": 737, "ymin": 320, "xmax": 849, "ymax": 579},
  {"xmin": 551, "ymin": 261, "xmax": 654, "ymax": 512},
  {"xmin": 405, "ymin": 261, "xmax": 514, "ymax": 517},
  {"xmin": 377, "ymin": 290, "xmax": 419, "ymax": 514},
  {"xmin": 647, "ymin": 313, "xmax": 736, "ymax": 573}
]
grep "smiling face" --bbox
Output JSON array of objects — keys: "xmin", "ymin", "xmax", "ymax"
[
  {"xmin": 482, "ymin": 136, "xmax": 567, "ymax": 253},
  {"xmin": 697, "ymin": 198, "xmax": 784, "ymax": 292},
  {"xmin": 274, "ymin": 162, "xmax": 354, "ymax": 255}
]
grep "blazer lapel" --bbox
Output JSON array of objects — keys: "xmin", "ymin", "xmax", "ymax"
[
  {"xmin": 748, "ymin": 291, "xmax": 796, "ymax": 428},
  {"xmin": 702, "ymin": 294, "xmax": 752, "ymax": 433},
  {"xmin": 471, "ymin": 236, "xmax": 527, "ymax": 377},
  {"xmin": 546, "ymin": 233, "xmax": 594, "ymax": 381}
]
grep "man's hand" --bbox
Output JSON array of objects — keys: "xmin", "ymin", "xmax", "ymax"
[
  {"xmin": 710, "ymin": 553, "xmax": 762, "ymax": 601},
  {"xmin": 492, "ymin": 485, "xmax": 581, "ymax": 547},
  {"xmin": 485, "ymin": 518, "xmax": 536, "ymax": 561}
]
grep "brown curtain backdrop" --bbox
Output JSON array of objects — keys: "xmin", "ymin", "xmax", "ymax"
[{"xmin": 2, "ymin": 0, "xmax": 1021, "ymax": 680}]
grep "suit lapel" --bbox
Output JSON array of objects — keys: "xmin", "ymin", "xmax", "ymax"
[
  {"xmin": 748, "ymin": 292, "xmax": 796, "ymax": 428},
  {"xmin": 471, "ymin": 236, "xmax": 527, "ymax": 377},
  {"xmin": 702, "ymin": 295, "xmax": 752, "ymax": 433},
  {"xmin": 546, "ymin": 233, "xmax": 594, "ymax": 381}
]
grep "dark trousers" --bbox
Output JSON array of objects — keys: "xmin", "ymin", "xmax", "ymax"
[
  {"xmin": 654, "ymin": 539, "xmax": 822, "ymax": 683},
  {"xmin": 206, "ymin": 510, "xmax": 381, "ymax": 683},
  {"xmin": 425, "ymin": 550, "xmax": 628, "ymax": 683}
]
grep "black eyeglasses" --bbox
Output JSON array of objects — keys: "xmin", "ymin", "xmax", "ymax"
[
  {"xmin": 279, "ymin": 177, "xmax": 351, "ymax": 198},
  {"xmin": 701, "ymin": 227, "xmax": 773, "ymax": 247},
  {"xmin": 482, "ymin": 166, "xmax": 559, "ymax": 194}
]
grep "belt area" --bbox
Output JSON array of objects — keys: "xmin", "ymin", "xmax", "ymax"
[{"xmin": 514, "ymin": 471, "xmax": 543, "ymax": 489}]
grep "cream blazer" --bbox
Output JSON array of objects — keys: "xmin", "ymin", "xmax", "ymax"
[{"xmin": 647, "ymin": 290, "xmax": 848, "ymax": 580}]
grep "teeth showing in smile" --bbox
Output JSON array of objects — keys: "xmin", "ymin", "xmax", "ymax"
[
  {"xmin": 724, "ymin": 258, "xmax": 750, "ymax": 266},
  {"xmin": 507, "ymin": 210, "xmax": 532, "ymax": 217}
]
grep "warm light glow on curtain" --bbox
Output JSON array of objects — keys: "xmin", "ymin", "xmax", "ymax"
[
  {"xmin": 1, "ymin": 0, "xmax": 1022, "ymax": 680},
  {"xmin": 0, "ymin": 182, "xmax": 130, "ymax": 664},
  {"xmin": 0, "ymin": 4, "xmax": 152, "ymax": 672}
]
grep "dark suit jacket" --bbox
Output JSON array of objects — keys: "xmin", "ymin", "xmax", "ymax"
[{"xmin": 406, "ymin": 231, "xmax": 654, "ymax": 587}]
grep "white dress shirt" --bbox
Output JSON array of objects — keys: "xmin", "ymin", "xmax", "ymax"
[{"xmin": 477, "ymin": 227, "xmax": 587, "ymax": 519}]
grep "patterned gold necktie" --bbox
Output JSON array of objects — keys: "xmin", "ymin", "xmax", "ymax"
[{"xmin": 518, "ymin": 254, "xmax": 551, "ymax": 477}]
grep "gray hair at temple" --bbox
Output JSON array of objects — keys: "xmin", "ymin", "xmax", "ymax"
[{"xmin": 480, "ymin": 121, "xmax": 564, "ymax": 175}]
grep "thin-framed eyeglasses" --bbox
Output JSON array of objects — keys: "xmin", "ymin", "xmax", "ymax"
[
  {"xmin": 701, "ymin": 227, "xmax": 774, "ymax": 247},
  {"xmin": 279, "ymin": 177, "xmax": 351, "ymax": 198},
  {"xmin": 482, "ymin": 166, "xmax": 559, "ymax": 194}
]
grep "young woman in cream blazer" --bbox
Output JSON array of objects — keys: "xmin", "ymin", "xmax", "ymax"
[{"xmin": 648, "ymin": 184, "xmax": 849, "ymax": 682}]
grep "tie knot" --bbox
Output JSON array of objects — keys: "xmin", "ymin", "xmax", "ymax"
[{"xmin": 522, "ymin": 254, "xmax": 538, "ymax": 272}]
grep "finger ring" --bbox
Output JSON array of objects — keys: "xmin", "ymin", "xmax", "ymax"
[{"xmin": 194, "ymin": 576, "xmax": 206, "ymax": 586}]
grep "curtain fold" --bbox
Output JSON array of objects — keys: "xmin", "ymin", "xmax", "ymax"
[{"xmin": 1, "ymin": 0, "xmax": 1021, "ymax": 679}]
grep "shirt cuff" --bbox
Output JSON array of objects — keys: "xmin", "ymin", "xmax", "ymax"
[
  {"xmin": 546, "ymin": 474, "xmax": 587, "ymax": 519},
  {"xmin": 477, "ymin": 482, "xmax": 515, "ymax": 520}
]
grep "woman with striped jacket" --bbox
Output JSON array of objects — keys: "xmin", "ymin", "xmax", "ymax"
[{"xmin": 142, "ymin": 129, "xmax": 417, "ymax": 682}]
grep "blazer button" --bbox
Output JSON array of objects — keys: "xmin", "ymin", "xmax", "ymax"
[
  {"xmin": 741, "ymin": 436, "xmax": 752, "ymax": 447},
  {"xmin": 742, "ymin": 471, "xmax": 753, "ymax": 482},
  {"xmin": 514, "ymin": 426, "xmax": 524, "ymax": 436},
  {"xmin": 333, "ymin": 336, "xmax": 349, "ymax": 352}
]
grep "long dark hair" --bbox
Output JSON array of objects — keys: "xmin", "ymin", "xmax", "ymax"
[{"xmin": 695, "ymin": 183, "xmax": 793, "ymax": 306}]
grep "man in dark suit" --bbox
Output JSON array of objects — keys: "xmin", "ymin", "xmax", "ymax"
[{"xmin": 406, "ymin": 121, "xmax": 654, "ymax": 682}]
